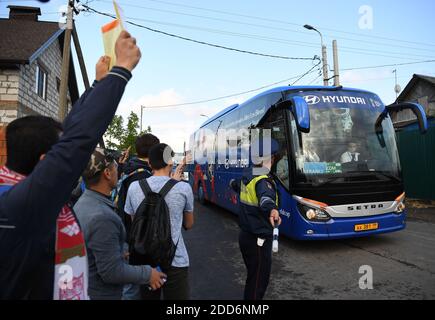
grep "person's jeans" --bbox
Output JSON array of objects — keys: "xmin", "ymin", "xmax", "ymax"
[{"xmin": 122, "ymin": 283, "xmax": 141, "ymax": 300}]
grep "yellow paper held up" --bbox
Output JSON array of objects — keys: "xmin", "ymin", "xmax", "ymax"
[
  {"xmin": 113, "ymin": 0, "xmax": 126, "ymax": 30},
  {"xmin": 101, "ymin": 19, "xmax": 123, "ymax": 69}
]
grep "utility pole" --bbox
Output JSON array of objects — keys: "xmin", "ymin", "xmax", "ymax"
[
  {"xmin": 58, "ymin": 0, "xmax": 74, "ymax": 121},
  {"xmin": 332, "ymin": 40, "xmax": 340, "ymax": 86},
  {"xmin": 72, "ymin": 21, "xmax": 90, "ymax": 89},
  {"xmin": 59, "ymin": 3, "xmax": 106, "ymax": 147},
  {"xmin": 393, "ymin": 69, "xmax": 401, "ymax": 100},
  {"xmin": 321, "ymin": 42, "xmax": 329, "ymax": 86},
  {"xmin": 303, "ymin": 24, "xmax": 329, "ymax": 86},
  {"xmin": 72, "ymin": 21, "xmax": 106, "ymax": 148},
  {"xmin": 140, "ymin": 105, "xmax": 144, "ymax": 133}
]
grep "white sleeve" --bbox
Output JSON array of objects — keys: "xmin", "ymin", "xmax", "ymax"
[
  {"xmin": 124, "ymin": 184, "xmax": 135, "ymax": 216},
  {"xmin": 183, "ymin": 184, "xmax": 194, "ymax": 212}
]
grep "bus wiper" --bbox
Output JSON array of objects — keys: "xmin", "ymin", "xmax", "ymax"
[
  {"xmin": 313, "ymin": 177, "xmax": 344, "ymax": 186},
  {"xmin": 346, "ymin": 170, "xmax": 401, "ymax": 182},
  {"xmin": 373, "ymin": 171, "xmax": 401, "ymax": 182}
]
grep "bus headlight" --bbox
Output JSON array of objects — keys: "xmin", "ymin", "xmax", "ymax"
[
  {"xmin": 306, "ymin": 209, "xmax": 316, "ymax": 220},
  {"xmin": 297, "ymin": 203, "xmax": 331, "ymax": 222}
]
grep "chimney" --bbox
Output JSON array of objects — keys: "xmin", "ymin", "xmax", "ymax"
[{"xmin": 8, "ymin": 6, "xmax": 41, "ymax": 21}]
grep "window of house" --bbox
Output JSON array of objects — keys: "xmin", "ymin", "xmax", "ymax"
[{"xmin": 35, "ymin": 64, "xmax": 48, "ymax": 100}]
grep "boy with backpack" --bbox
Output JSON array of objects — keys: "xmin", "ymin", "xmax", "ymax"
[
  {"xmin": 124, "ymin": 143, "xmax": 194, "ymax": 300},
  {"xmin": 116, "ymin": 134, "xmax": 159, "ymax": 236}
]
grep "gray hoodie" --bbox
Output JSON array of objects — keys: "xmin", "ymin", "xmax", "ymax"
[{"xmin": 74, "ymin": 189, "xmax": 151, "ymax": 300}]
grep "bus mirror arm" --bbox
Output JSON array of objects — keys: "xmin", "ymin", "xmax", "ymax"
[
  {"xmin": 277, "ymin": 97, "xmax": 310, "ymax": 133},
  {"xmin": 374, "ymin": 110, "xmax": 389, "ymax": 148},
  {"xmin": 374, "ymin": 110, "xmax": 388, "ymax": 134},
  {"xmin": 386, "ymin": 102, "xmax": 428, "ymax": 134}
]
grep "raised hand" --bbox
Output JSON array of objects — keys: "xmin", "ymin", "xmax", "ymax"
[
  {"xmin": 115, "ymin": 30, "xmax": 141, "ymax": 72},
  {"xmin": 95, "ymin": 56, "xmax": 111, "ymax": 81}
]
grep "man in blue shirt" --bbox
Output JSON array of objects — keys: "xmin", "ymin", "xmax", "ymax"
[
  {"xmin": 0, "ymin": 31, "xmax": 141, "ymax": 299},
  {"xmin": 74, "ymin": 148, "xmax": 166, "ymax": 299}
]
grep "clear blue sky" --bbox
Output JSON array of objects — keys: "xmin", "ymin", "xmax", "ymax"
[{"xmin": 1, "ymin": 0, "xmax": 435, "ymax": 151}]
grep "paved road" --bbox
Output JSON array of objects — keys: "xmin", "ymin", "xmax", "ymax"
[{"xmin": 183, "ymin": 201, "xmax": 435, "ymax": 300}]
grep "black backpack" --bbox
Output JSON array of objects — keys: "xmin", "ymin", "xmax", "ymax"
[
  {"xmin": 116, "ymin": 168, "xmax": 152, "ymax": 236},
  {"xmin": 129, "ymin": 178, "xmax": 179, "ymax": 270}
]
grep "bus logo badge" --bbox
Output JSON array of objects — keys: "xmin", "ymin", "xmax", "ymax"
[{"xmin": 303, "ymin": 95, "xmax": 320, "ymax": 105}]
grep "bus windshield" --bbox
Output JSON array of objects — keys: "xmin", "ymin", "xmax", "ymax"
[{"xmin": 286, "ymin": 90, "xmax": 401, "ymax": 185}]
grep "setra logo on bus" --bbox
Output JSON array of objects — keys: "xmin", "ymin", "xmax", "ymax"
[{"xmin": 347, "ymin": 204, "xmax": 384, "ymax": 211}]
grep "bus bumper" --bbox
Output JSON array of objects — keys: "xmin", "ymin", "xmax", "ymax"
[{"xmin": 292, "ymin": 212, "xmax": 406, "ymax": 240}]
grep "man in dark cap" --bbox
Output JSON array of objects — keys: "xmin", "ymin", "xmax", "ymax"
[
  {"xmin": 231, "ymin": 138, "xmax": 282, "ymax": 300},
  {"xmin": 74, "ymin": 148, "xmax": 166, "ymax": 300}
]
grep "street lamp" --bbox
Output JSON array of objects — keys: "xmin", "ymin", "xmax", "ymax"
[{"xmin": 304, "ymin": 24, "xmax": 329, "ymax": 86}]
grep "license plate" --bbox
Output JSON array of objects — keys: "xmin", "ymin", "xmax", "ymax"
[{"xmin": 354, "ymin": 223, "xmax": 379, "ymax": 232}]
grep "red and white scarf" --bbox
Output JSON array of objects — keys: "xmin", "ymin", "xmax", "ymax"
[{"xmin": 0, "ymin": 166, "xmax": 89, "ymax": 300}]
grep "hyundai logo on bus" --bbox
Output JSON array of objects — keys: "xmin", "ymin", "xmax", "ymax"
[{"xmin": 303, "ymin": 95, "xmax": 367, "ymax": 105}]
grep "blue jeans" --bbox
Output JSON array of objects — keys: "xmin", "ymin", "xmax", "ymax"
[{"xmin": 122, "ymin": 284, "xmax": 141, "ymax": 300}]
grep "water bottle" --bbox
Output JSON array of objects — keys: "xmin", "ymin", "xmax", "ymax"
[{"xmin": 148, "ymin": 266, "xmax": 166, "ymax": 291}]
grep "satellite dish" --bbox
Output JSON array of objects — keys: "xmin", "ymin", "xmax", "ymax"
[{"xmin": 394, "ymin": 84, "xmax": 401, "ymax": 94}]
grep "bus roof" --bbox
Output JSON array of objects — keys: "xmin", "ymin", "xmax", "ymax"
[{"xmin": 200, "ymin": 85, "xmax": 377, "ymax": 128}]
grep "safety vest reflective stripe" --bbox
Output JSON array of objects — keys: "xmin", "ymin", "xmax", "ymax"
[{"xmin": 240, "ymin": 175, "xmax": 278, "ymax": 207}]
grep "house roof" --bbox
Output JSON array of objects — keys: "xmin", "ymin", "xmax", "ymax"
[
  {"xmin": 0, "ymin": 18, "xmax": 62, "ymax": 65},
  {"xmin": 397, "ymin": 74, "xmax": 435, "ymax": 102},
  {"xmin": 0, "ymin": 6, "xmax": 80, "ymax": 104}
]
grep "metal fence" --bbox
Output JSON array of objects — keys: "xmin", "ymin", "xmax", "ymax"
[{"xmin": 396, "ymin": 119, "xmax": 435, "ymax": 200}]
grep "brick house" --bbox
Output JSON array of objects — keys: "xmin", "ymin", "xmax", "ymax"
[{"xmin": 0, "ymin": 6, "xmax": 79, "ymax": 165}]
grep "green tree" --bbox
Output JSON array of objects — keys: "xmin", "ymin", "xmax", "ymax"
[
  {"xmin": 120, "ymin": 111, "xmax": 140, "ymax": 154},
  {"xmin": 104, "ymin": 111, "xmax": 152, "ymax": 154},
  {"xmin": 104, "ymin": 115, "xmax": 124, "ymax": 150}
]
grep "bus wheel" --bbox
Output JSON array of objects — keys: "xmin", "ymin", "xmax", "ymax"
[{"xmin": 198, "ymin": 182, "xmax": 206, "ymax": 205}]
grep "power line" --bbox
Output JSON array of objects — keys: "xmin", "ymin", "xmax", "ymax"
[
  {"xmin": 94, "ymin": 0, "xmax": 435, "ymax": 54},
  {"xmin": 341, "ymin": 59, "xmax": 435, "ymax": 71},
  {"xmin": 119, "ymin": 17, "xmax": 432, "ymax": 60},
  {"xmin": 145, "ymin": 61, "xmax": 321, "ymax": 108},
  {"xmin": 289, "ymin": 62, "xmax": 321, "ymax": 86},
  {"xmin": 130, "ymin": 17, "xmax": 434, "ymax": 59},
  {"xmin": 82, "ymin": 4, "xmax": 317, "ymax": 61},
  {"xmin": 308, "ymin": 74, "xmax": 322, "ymax": 85},
  {"xmin": 136, "ymin": 0, "xmax": 435, "ymax": 48},
  {"xmin": 343, "ymin": 75, "xmax": 410, "ymax": 84}
]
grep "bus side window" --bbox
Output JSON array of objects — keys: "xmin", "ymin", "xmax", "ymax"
[{"xmin": 259, "ymin": 110, "xmax": 290, "ymax": 189}]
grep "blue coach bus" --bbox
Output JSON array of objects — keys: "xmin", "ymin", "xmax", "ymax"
[{"xmin": 188, "ymin": 85, "xmax": 428, "ymax": 240}]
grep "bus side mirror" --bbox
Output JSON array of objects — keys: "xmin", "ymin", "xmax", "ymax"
[
  {"xmin": 387, "ymin": 102, "xmax": 428, "ymax": 134},
  {"xmin": 291, "ymin": 96, "xmax": 310, "ymax": 133}
]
